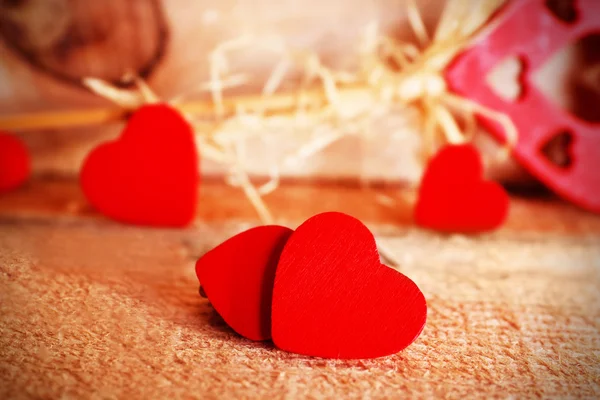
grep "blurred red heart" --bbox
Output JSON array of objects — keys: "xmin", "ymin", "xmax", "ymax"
[
  {"xmin": 81, "ymin": 104, "xmax": 199, "ymax": 227},
  {"xmin": 272, "ymin": 212, "xmax": 427, "ymax": 359},
  {"xmin": 415, "ymin": 144, "xmax": 509, "ymax": 232},
  {"xmin": 196, "ymin": 225, "xmax": 293, "ymax": 341},
  {"xmin": 0, "ymin": 132, "xmax": 30, "ymax": 194}
]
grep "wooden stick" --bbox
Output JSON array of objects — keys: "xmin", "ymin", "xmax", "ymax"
[
  {"xmin": 0, "ymin": 108, "xmax": 128, "ymax": 132},
  {"xmin": 0, "ymin": 86, "xmax": 370, "ymax": 132}
]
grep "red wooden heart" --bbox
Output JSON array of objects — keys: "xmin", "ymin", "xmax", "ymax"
[
  {"xmin": 81, "ymin": 104, "xmax": 199, "ymax": 227},
  {"xmin": 271, "ymin": 212, "xmax": 427, "ymax": 359},
  {"xmin": 196, "ymin": 225, "xmax": 293, "ymax": 341},
  {"xmin": 414, "ymin": 144, "xmax": 509, "ymax": 233},
  {"xmin": 0, "ymin": 131, "xmax": 30, "ymax": 194}
]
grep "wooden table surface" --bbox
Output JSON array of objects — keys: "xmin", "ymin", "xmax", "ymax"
[{"xmin": 1, "ymin": 178, "xmax": 599, "ymax": 399}]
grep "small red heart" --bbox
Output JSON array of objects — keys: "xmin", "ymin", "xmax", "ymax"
[
  {"xmin": 81, "ymin": 104, "xmax": 199, "ymax": 227},
  {"xmin": 272, "ymin": 212, "xmax": 427, "ymax": 359},
  {"xmin": 196, "ymin": 225, "xmax": 293, "ymax": 341},
  {"xmin": 415, "ymin": 144, "xmax": 509, "ymax": 233},
  {"xmin": 0, "ymin": 131, "xmax": 31, "ymax": 194}
]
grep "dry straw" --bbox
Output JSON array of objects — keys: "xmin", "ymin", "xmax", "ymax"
[{"xmin": 0, "ymin": 0, "xmax": 517, "ymax": 227}]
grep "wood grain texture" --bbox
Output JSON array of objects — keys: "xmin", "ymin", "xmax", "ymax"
[
  {"xmin": 0, "ymin": 179, "xmax": 599, "ymax": 398},
  {"xmin": 272, "ymin": 211, "xmax": 427, "ymax": 359},
  {"xmin": 2, "ymin": 177, "xmax": 600, "ymax": 234},
  {"xmin": 0, "ymin": 179, "xmax": 600, "ymax": 398},
  {"xmin": 196, "ymin": 225, "xmax": 293, "ymax": 341}
]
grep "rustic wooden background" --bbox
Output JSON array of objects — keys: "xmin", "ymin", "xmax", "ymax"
[
  {"xmin": 1, "ymin": 178, "xmax": 599, "ymax": 398},
  {"xmin": 1, "ymin": 2, "xmax": 599, "ymax": 397}
]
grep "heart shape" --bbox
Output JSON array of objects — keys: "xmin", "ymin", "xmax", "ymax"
[
  {"xmin": 414, "ymin": 144, "xmax": 509, "ymax": 233},
  {"xmin": 445, "ymin": 0, "xmax": 600, "ymax": 213},
  {"xmin": 196, "ymin": 225, "xmax": 293, "ymax": 341},
  {"xmin": 271, "ymin": 212, "xmax": 427, "ymax": 359},
  {"xmin": 485, "ymin": 56, "xmax": 524, "ymax": 103},
  {"xmin": 0, "ymin": 131, "xmax": 30, "ymax": 194},
  {"xmin": 81, "ymin": 104, "xmax": 199, "ymax": 227}
]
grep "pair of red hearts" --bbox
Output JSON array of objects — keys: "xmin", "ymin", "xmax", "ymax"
[
  {"xmin": 415, "ymin": 144, "xmax": 510, "ymax": 233},
  {"xmin": 196, "ymin": 211, "xmax": 427, "ymax": 359}
]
